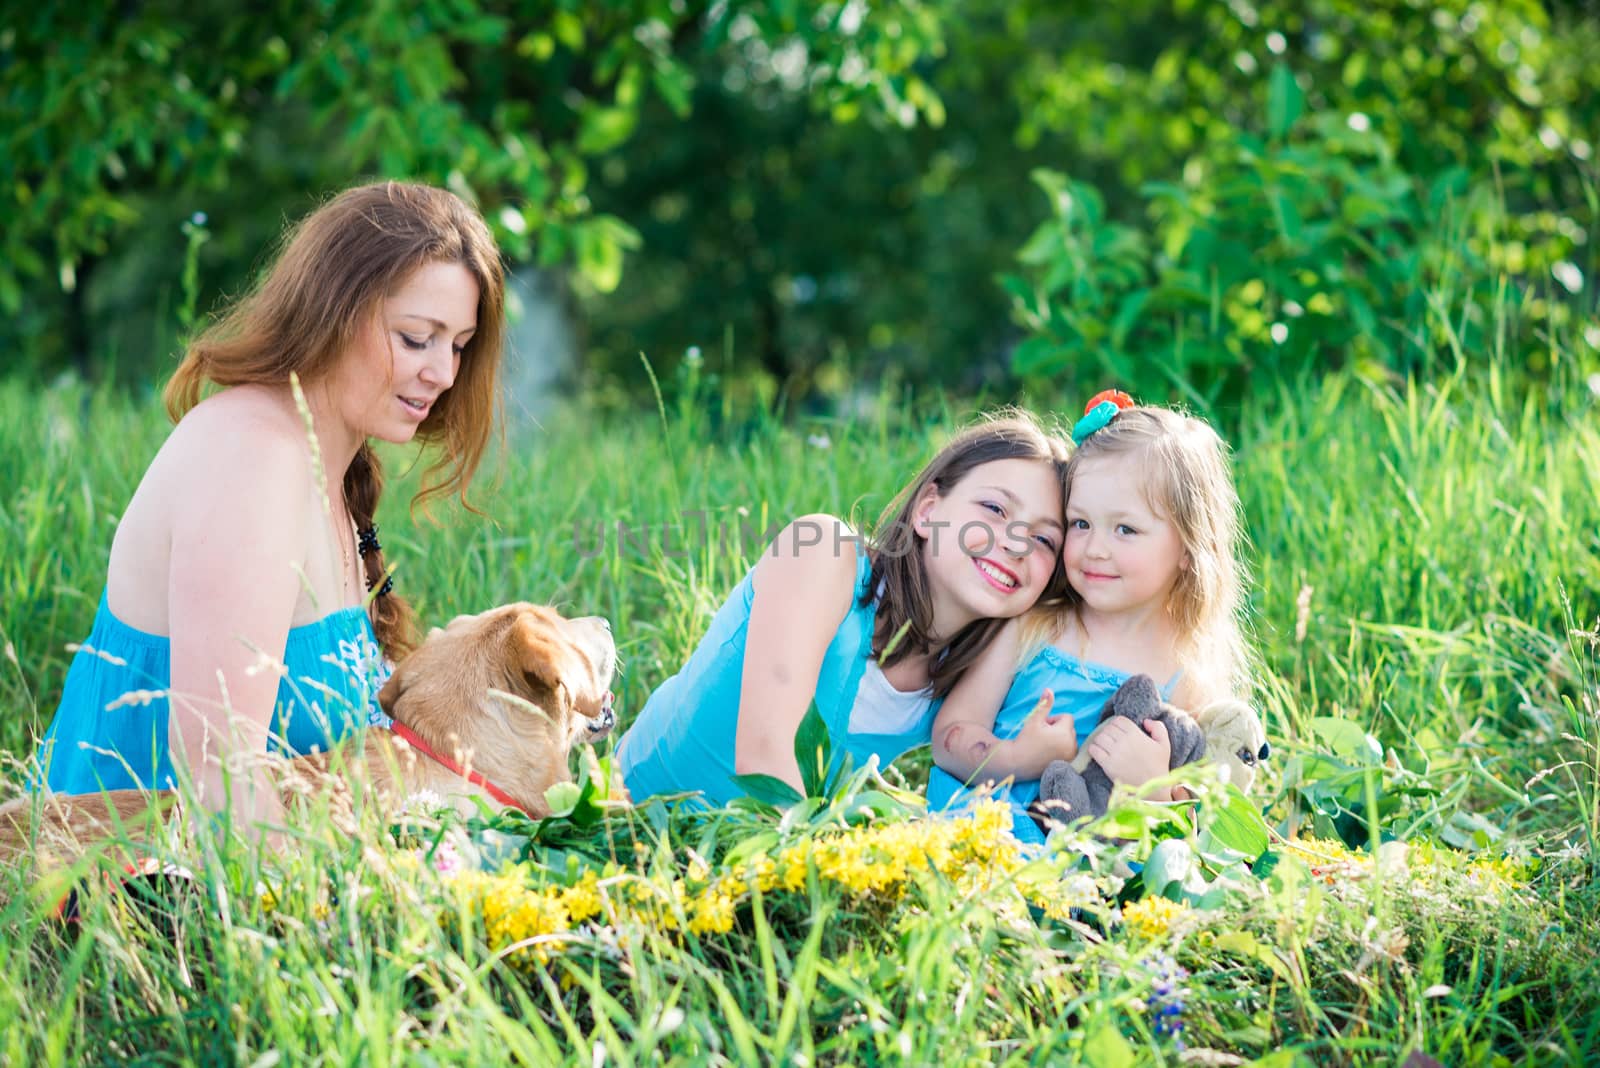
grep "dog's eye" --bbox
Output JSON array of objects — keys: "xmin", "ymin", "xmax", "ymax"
[{"xmin": 1237, "ymin": 747, "xmax": 1256, "ymax": 766}]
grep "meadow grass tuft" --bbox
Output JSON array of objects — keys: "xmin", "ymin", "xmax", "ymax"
[{"xmin": 0, "ymin": 359, "xmax": 1596, "ymax": 1065}]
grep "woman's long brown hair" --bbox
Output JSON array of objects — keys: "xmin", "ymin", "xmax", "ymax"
[
  {"xmin": 867, "ymin": 410, "xmax": 1072, "ymax": 698},
  {"xmin": 163, "ymin": 181, "xmax": 505, "ymax": 659}
]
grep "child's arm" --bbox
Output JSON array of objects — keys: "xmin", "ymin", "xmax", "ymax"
[
  {"xmin": 735, "ymin": 514, "xmax": 863, "ymax": 793},
  {"xmin": 932, "ymin": 621, "xmax": 1078, "ymax": 784}
]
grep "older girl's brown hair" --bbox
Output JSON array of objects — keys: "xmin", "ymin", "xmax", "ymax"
[
  {"xmin": 867, "ymin": 410, "xmax": 1072, "ymax": 699},
  {"xmin": 164, "ymin": 181, "xmax": 506, "ymax": 658}
]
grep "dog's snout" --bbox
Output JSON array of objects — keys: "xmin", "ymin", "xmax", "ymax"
[{"xmin": 588, "ymin": 706, "xmax": 616, "ymax": 738}]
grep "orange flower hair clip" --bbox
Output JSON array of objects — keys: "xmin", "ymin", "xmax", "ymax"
[{"xmin": 1071, "ymin": 389, "xmax": 1135, "ymax": 445}]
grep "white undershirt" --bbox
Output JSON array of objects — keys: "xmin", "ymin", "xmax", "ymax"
[{"xmin": 848, "ymin": 659, "xmax": 933, "ymax": 735}]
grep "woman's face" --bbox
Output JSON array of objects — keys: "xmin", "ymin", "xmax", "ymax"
[{"xmin": 334, "ymin": 260, "xmax": 479, "ymax": 445}]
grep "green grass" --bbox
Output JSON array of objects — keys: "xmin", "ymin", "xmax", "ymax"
[{"xmin": 1, "ymin": 358, "xmax": 1597, "ymax": 1065}]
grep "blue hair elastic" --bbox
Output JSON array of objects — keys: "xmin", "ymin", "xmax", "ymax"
[
  {"xmin": 1071, "ymin": 388, "xmax": 1136, "ymax": 445},
  {"xmin": 1072, "ymin": 401, "xmax": 1119, "ymax": 445}
]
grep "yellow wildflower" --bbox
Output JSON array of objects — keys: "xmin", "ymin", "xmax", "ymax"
[
  {"xmin": 1466, "ymin": 855, "xmax": 1527, "ymax": 885},
  {"xmin": 1121, "ymin": 896, "xmax": 1194, "ymax": 941},
  {"xmin": 477, "ymin": 879, "xmax": 570, "ymax": 965},
  {"xmin": 778, "ymin": 844, "xmax": 811, "ymax": 893},
  {"xmin": 561, "ymin": 873, "xmax": 604, "ymax": 924},
  {"xmin": 688, "ymin": 884, "xmax": 737, "ymax": 935}
]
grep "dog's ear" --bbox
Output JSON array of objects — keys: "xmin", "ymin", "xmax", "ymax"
[
  {"xmin": 510, "ymin": 611, "xmax": 583, "ymax": 702},
  {"xmin": 378, "ymin": 664, "xmax": 406, "ymax": 716}
]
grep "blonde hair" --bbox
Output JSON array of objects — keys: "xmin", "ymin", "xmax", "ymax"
[
  {"xmin": 163, "ymin": 181, "xmax": 506, "ymax": 658},
  {"xmin": 1019, "ymin": 405, "xmax": 1252, "ymax": 701}
]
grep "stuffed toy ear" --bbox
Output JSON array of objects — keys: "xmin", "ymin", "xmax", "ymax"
[
  {"xmin": 1110, "ymin": 674, "xmax": 1161, "ymax": 719},
  {"xmin": 509, "ymin": 611, "xmax": 582, "ymax": 703}
]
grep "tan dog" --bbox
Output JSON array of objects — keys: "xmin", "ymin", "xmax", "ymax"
[{"xmin": 0, "ymin": 602, "xmax": 618, "ymax": 866}]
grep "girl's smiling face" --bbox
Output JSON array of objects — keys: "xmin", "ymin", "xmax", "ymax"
[
  {"xmin": 913, "ymin": 456, "xmax": 1064, "ymax": 628},
  {"xmin": 1063, "ymin": 454, "xmax": 1188, "ymax": 617}
]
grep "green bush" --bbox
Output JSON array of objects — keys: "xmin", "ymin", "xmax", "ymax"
[{"xmin": 1004, "ymin": 87, "xmax": 1565, "ymax": 403}]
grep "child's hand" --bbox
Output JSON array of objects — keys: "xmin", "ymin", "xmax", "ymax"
[
  {"xmin": 1086, "ymin": 717, "xmax": 1172, "ymax": 794},
  {"xmin": 1013, "ymin": 690, "xmax": 1078, "ymax": 764}
]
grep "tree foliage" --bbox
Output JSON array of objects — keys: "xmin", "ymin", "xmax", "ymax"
[
  {"xmin": 2, "ymin": 0, "xmax": 944, "ymax": 377},
  {"xmin": 3, "ymin": 1, "xmax": 1595, "ymax": 402},
  {"xmin": 994, "ymin": 0, "xmax": 1598, "ymax": 401}
]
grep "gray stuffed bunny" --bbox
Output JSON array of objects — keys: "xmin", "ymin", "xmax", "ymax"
[{"xmin": 1033, "ymin": 673, "xmax": 1207, "ymax": 832}]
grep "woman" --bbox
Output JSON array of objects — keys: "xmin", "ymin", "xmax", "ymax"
[{"xmin": 33, "ymin": 181, "xmax": 504, "ymax": 836}]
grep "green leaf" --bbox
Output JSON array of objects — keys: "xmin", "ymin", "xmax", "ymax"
[
  {"xmin": 1213, "ymin": 930, "xmax": 1294, "ymax": 982},
  {"xmin": 793, "ymin": 698, "xmax": 830, "ymax": 798},
  {"xmin": 517, "ymin": 33, "xmax": 555, "ymax": 61},
  {"xmin": 997, "ymin": 272, "xmax": 1043, "ymax": 320},
  {"xmin": 1082, "ymin": 1018, "xmax": 1136, "ymax": 1068},
  {"xmin": 846, "ymin": 790, "xmax": 916, "ymax": 822},
  {"xmin": 1252, "ymin": 849, "xmax": 1282, "ymax": 879},
  {"xmin": 573, "ymin": 216, "xmax": 640, "ymax": 293},
  {"xmin": 1268, "ymin": 186, "xmax": 1304, "ymax": 246},
  {"xmin": 577, "ymin": 105, "xmax": 637, "ymax": 155},
  {"xmin": 1197, "ymin": 783, "xmax": 1270, "ymax": 860},
  {"xmin": 542, "ymin": 780, "xmax": 581, "ymax": 817},
  {"xmin": 732, "ymin": 773, "xmax": 804, "ymax": 807},
  {"xmin": 779, "ymin": 796, "xmax": 827, "ymax": 832},
  {"xmin": 551, "ymin": 11, "xmax": 584, "ymax": 51},
  {"xmin": 1110, "ymin": 289, "xmax": 1152, "ymax": 349},
  {"xmin": 724, "ymin": 830, "xmax": 781, "ymax": 866},
  {"xmin": 652, "ymin": 62, "xmax": 694, "ymax": 118},
  {"xmin": 1029, "ymin": 167, "xmax": 1069, "ymax": 204},
  {"xmin": 1016, "ymin": 222, "xmax": 1062, "ymax": 266},
  {"xmin": 1309, "ymin": 716, "xmax": 1383, "ymax": 763},
  {"xmin": 1267, "ymin": 64, "xmax": 1303, "ymax": 140},
  {"xmin": 1143, "ymin": 837, "xmax": 1195, "ymax": 896}
]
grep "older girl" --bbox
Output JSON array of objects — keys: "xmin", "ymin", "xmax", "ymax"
[{"xmin": 617, "ymin": 412, "xmax": 1073, "ymax": 805}]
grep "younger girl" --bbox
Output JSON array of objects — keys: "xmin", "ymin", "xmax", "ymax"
[
  {"xmin": 927, "ymin": 393, "xmax": 1251, "ymax": 844},
  {"xmin": 617, "ymin": 412, "xmax": 1073, "ymax": 806}
]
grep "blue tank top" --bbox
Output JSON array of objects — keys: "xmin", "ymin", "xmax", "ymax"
[
  {"xmin": 926, "ymin": 645, "xmax": 1177, "ymax": 846},
  {"xmin": 617, "ymin": 549, "xmax": 941, "ymax": 806},
  {"xmin": 33, "ymin": 592, "xmax": 392, "ymax": 794}
]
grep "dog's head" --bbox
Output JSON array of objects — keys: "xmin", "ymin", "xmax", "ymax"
[
  {"xmin": 1194, "ymin": 698, "xmax": 1269, "ymax": 793},
  {"xmin": 377, "ymin": 602, "xmax": 618, "ymax": 811}
]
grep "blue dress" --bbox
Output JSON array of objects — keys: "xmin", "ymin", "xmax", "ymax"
[
  {"xmin": 926, "ymin": 645, "xmax": 1176, "ymax": 846},
  {"xmin": 616, "ymin": 549, "xmax": 941, "ymax": 807},
  {"xmin": 33, "ymin": 592, "xmax": 392, "ymax": 794}
]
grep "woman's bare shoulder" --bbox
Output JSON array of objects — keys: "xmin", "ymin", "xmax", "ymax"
[
  {"xmin": 177, "ymin": 385, "xmax": 302, "ymax": 440},
  {"xmin": 110, "ymin": 387, "xmax": 317, "ymax": 627},
  {"xmin": 163, "ymin": 387, "xmax": 306, "ymax": 465},
  {"xmin": 144, "ymin": 388, "xmax": 314, "ymax": 516}
]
